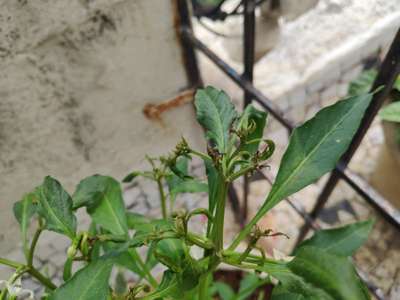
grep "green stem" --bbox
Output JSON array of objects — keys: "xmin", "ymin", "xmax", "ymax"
[
  {"xmin": 27, "ymin": 267, "xmax": 57, "ymax": 290},
  {"xmin": 226, "ymin": 164, "xmax": 256, "ymax": 182},
  {"xmin": 189, "ymin": 149, "xmax": 212, "ymax": 162},
  {"xmin": 157, "ymin": 178, "xmax": 168, "ymax": 219},
  {"xmin": 130, "ymin": 249, "xmax": 158, "ymax": 288},
  {"xmin": 28, "ymin": 227, "xmax": 42, "ymax": 266},
  {"xmin": 0, "ymin": 258, "xmax": 24, "ymax": 270}
]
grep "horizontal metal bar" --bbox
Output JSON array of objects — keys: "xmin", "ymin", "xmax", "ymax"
[{"xmin": 181, "ymin": 26, "xmax": 400, "ymax": 231}]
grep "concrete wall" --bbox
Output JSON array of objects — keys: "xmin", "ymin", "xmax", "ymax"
[{"xmin": 0, "ymin": 0, "xmax": 203, "ymax": 255}]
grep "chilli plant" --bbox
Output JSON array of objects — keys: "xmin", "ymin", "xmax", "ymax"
[{"xmin": 0, "ymin": 86, "xmax": 375, "ymax": 299}]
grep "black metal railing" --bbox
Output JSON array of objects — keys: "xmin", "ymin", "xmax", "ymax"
[{"xmin": 176, "ymin": 1, "xmax": 400, "ymax": 299}]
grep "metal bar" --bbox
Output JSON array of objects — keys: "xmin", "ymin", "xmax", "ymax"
[
  {"xmin": 181, "ymin": 26, "xmax": 294, "ymax": 130},
  {"xmin": 242, "ymin": 0, "xmax": 256, "ymax": 221},
  {"xmin": 175, "ymin": 0, "xmax": 203, "ymax": 88},
  {"xmin": 297, "ymin": 28, "xmax": 400, "ymax": 243},
  {"xmin": 180, "ymin": 26, "xmax": 400, "ymax": 231}
]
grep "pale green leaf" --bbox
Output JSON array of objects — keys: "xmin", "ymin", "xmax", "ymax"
[{"xmin": 379, "ymin": 101, "xmax": 400, "ymax": 123}]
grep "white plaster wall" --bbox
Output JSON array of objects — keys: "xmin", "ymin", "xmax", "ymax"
[{"xmin": 0, "ymin": 0, "xmax": 203, "ymax": 255}]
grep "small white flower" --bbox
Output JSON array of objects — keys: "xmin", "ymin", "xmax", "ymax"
[{"xmin": 0, "ymin": 278, "xmax": 35, "ymax": 299}]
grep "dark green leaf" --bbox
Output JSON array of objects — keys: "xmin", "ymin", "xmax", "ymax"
[
  {"xmin": 287, "ymin": 246, "xmax": 370, "ymax": 300},
  {"xmin": 122, "ymin": 171, "xmax": 142, "ymax": 183},
  {"xmin": 144, "ymin": 270, "xmax": 183, "ymax": 300},
  {"xmin": 236, "ymin": 105, "xmax": 268, "ymax": 155},
  {"xmin": 379, "ymin": 101, "xmax": 400, "ymax": 123},
  {"xmin": 74, "ymin": 175, "xmax": 128, "ymax": 236},
  {"xmin": 35, "ymin": 176, "xmax": 77, "ymax": 239},
  {"xmin": 271, "ymin": 287, "xmax": 306, "ymax": 300},
  {"xmin": 295, "ymin": 220, "xmax": 374, "ymax": 256},
  {"xmin": 13, "ymin": 193, "xmax": 37, "ymax": 258},
  {"xmin": 50, "ymin": 257, "xmax": 114, "ymax": 300},
  {"xmin": 242, "ymin": 94, "xmax": 373, "ymax": 241},
  {"xmin": 195, "ymin": 86, "xmax": 238, "ymax": 152}
]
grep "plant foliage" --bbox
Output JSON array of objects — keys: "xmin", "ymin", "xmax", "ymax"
[{"xmin": 0, "ymin": 86, "xmax": 374, "ymax": 300}]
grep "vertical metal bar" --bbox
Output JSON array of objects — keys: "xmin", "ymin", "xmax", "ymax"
[
  {"xmin": 242, "ymin": 0, "xmax": 256, "ymax": 220},
  {"xmin": 297, "ymin": 28, "xmax": 400, "ymax": 244},
  {"xmin": 175, "ymin": 0, "xmax": 203, "ymax": 88}
]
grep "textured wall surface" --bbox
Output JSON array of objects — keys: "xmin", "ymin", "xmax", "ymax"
[{"xmin": 0, "ymin": 0, "xmax": 203, "ymax": 255}]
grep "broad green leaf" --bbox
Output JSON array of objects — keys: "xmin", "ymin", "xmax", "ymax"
[
  {"xmin": 232, "ymin": 94, "xmax": 373, "ymax": 248},
  {"xmin": 214, "ymin": 282, "xmax": 235, "ymax": 300},
  {"xmin": 35, "ymin": 176, "xmax": 77, "ymax": 239},
  {"xmin": 13, "ymin": 193, "xmax": 37, "ymax": 258},
  {"xmin": 379, "ymin": 101, "xmax": 400, "ymax": 123},
  {"xmin": 295, "ymin": 220, "xmax": 374, "ymax": 256},
  {"xmin": 288, "ymin": 246, "xmax": 370, "ymax": 300},
  {"xmin": 261, "ymin": 247, "xmax": 370, "ymax": 300},
  {"xmin": 49, "ymin": 257, "xmax": 114, "ymax": 300},
  {"xmin": 236, "ymin": 105, "xmax": 268, "ymax": 155},
  {"xmin": 113, "ymin": 249, "xmax": 147, "ymax": 279},
  {"xmin": 195, "ymin": 86, "xmax": 238, "ymax": 153},
  {"xmin": 74, "ymin": 175, "xmax": 128, "ymax": 236}
]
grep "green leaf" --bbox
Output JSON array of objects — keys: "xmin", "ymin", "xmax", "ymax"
[
  {"xmin": 379, "ymin": 101, "xmax": 400, "ymax": 123},
  {"xmin": 261, "ymin": 247, "xmax": 370, "ymax": 300},
  {"xmin": 287, "ymin": 246, "xmax": 370, "ymax": 300},
  {"xmin": 348, "ymin": 70, "xmax": 377, "ymax": 97},
  {"xmin": 166, "ymin": 157, "xmax": 208, "ymax": 199},
  {"xmin": 214, "ymin": 282, "xmax": 235, "ymax": 300},
  {"xmin": 295, "ymin": 220, "xmax": 374, "ymax": 256},
  {"xmin": 271, "ymin": 287, "xmax": 306, "ymax": 300},
  {"xmin": 126, "ymin": 212, "xmax": 150, "ymax": 230},
  {"xmin": 236, "ymin": 105, "xmax": 268, "ymax": 155},
  {"xmin": 233, "ymin": 94, "xmax": 373, "ymax": 248},
  {"xmin": 154, "ymin": 239, "xmax": 188, "ymax": 272},
  {"xmin": 195, "ymin": 86, "xmax": 238, "ymax": 153},
  {"xmin": 236, "ymin": 273, "xmax": 265, "ymax": 300},
  {"xmin": 35, "ymin": 176, "xmax": 77, "ymax": 239},
  {"xmin": 122, "ymin": 171, "xmax": 142, "ymax": 183},
  {"xmin": 74, "ymin": 175, "xmax": 128, "ymax": 236},
  {"xmin": 49, "ymin": 257, "xmax": 114, "ymax": 300},
  {"xmin": 143, "ymin": 270, "xmax": 183, "ymax": 300},
  {"xmin": 13, "ymin": 193, "xmax": 37, "ymax": 258}
]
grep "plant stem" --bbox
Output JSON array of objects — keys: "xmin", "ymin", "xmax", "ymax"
[
  {"xmin": 189, "ymin": 149, "xmax": 212, "ymax": 161},
  {"xmin": 28, "ymin": 227, "xmax": 42, "ymax": 266},
  {"xmin": 130, "ymin": 249, "xmax": 158, "ymax": 288},
  {"xmin": 156, "ymin": 178, "xmax": 168, "ymax": 219},
  {"xmin": 27, "ymin": 267, "xmax": 57, "ymax": 290},
  {"xmin": 0, "ymin": 258, "xmax": 24, "ymax": 270}
]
